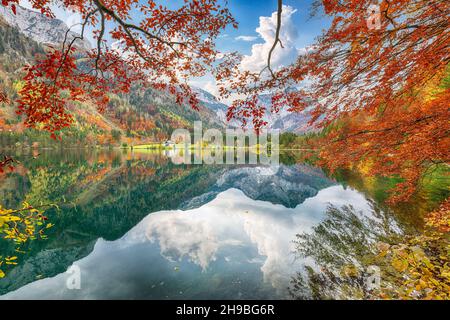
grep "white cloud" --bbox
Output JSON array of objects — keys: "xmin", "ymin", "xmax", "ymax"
[
  {"xmin": 189, "ymin": 78, "xmax": 219, "ymax": 97},
  {"xmin": 203, "ymin": 81, "xmax": 220, "ymax": 96},
  {"xmin": 235, "ymin": 35, "xmax": 258, "ymax": 42},
  {"xmin": 2, "ymin": 185, "xmax": 390, "ymax": 299},
  {"xmin": 240, "ymin": 5, "xmax": 299, "ymax": 73},
  {"xmin": 64, "ymin": 12, "xmax": 83, "ymax": 34}
]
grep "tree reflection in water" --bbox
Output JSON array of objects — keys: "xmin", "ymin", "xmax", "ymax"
[{"xmin": 290, "ymin": 202, "xmax": 402, "ymax": 300}]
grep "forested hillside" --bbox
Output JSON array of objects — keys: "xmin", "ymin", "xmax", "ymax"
[{"xmin": 0, "ymin": 15, "xmax": 224, "ymax": 148}]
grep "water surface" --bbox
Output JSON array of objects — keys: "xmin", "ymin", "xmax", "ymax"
[{"xmin": 0, "ymin": 149, "xmax": 439, "ymax": 299}]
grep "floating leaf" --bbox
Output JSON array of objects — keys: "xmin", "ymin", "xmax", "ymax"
[{"xmin": 392, "ymin": 257, "xmax": 408, "ymax": 272}]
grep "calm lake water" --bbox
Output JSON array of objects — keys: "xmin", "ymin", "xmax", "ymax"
[{"xmin": 0, "ymin": 149, "xmax": 445, "ymax": 299}]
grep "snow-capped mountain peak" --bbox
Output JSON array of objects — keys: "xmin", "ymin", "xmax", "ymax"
[
  {"xmin": 0, "ymin": 4, "xmax": 90, "ymax": 51},
  {"xmin": 192, "ymin": 87, "xmax": 231, "ymax": 124}
]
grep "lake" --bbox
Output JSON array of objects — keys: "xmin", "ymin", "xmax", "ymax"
[{"xmin": 0, "ymin": 148, "xmax": 444, "ymax": 299}]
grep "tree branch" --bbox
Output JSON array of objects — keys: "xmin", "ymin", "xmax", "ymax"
[{"xmin": 267, "ymin": 0, "xmax": 283, "ymax": 78}]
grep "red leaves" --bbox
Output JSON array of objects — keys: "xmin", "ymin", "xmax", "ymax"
[
  {"xmin": 322, "ymin": 0, "xmax": 337, "ymax": 14},
  {"xmin": 13, "ymin": 0, "xmax": 235, "ymax": 137},
  {"xmin": 220, "ymin": 0, "xmax": 449, "ymax": 129},
  {"xmin": 1, "ymin": 0, "xmax": 53, "ymax": 17},
  {"xmin": 1, "ymin": 0, "xmax": 16, "ymax": 7},
  {"xmin": 17, "ymin": 50, "xmax": 78, "ymax": 133},
  {"xmin": 0, "ymin": 155, "xmax": 15, "ymax": 173},
  {"xmin": 226, "ymin": 95, "xmax": 270, "ymax": 134},
  {"xmin": 216, "ymin": 0, "xmax": 450, "ymax": 203},
  {"xmin": 17, "ymin": 46, "xmax": 139, "ymax": 134},
  {"xmin": 425, "ymin": 198, "xmax": 450, "ymax": 233},
  {"xmin": 316, "ymin": 84, "xmax": 450, "ymax": 203},
  {"xmin": 1, "ymin": 0, "xmax": 18, "ymax": 15}
]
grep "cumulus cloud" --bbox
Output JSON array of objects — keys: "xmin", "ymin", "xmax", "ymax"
[
  {"xmin": 235, "ymin": 35, "xmax": 259, "ymax": 42},
  {"xmin": 189, "ymin": 79, "xmax": 220, "ymax": 97},
  {"xmin": 203, "ymin": 81, "xmax": 220, "ymax": 96},
  {"xmin": 240, "ymin": 5, "xmax": 299, "ymax": 73},
  {"xmin": 64, "ymin": 12, "xmax": 83, "ymax": 34},
  {"xmin": 196, "ymin": 5, "xmax": 302, "ymax": 101},
  {"xmin": 2, "ymin": 185, "xmax": 395, "ymax": 299}
]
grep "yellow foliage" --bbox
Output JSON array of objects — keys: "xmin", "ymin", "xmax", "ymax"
[
  {"xmin": 377, "ymin": 198, "xmax": 450, "ymax": 299},
  {"xmin": 0, "ymin": 203, "xmax": 53, "ymax": 278}
]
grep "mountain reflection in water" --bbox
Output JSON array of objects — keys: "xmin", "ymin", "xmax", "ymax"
[{"xmin": 0, "ymin": 149, "xmax": 422, "ymax": 299}]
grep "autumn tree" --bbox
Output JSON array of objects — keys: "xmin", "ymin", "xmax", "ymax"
[
  {"xmin": 1, "ymin": 0, "xmax": 448, "ymax": 202},
  {"xmin": 1, "ymin": 0, "xmax": 235, "ymax": 136},
  {"xmin": 217, "ymin": 0, "xmax": 450, "ymax": 202}
]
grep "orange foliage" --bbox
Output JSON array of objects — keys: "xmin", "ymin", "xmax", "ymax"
[
  {"xmin": 80, "ymin": 167, "xmax": 111, "ymax": 185},
  {"xmin": 426, "ymin": 198, "xmax": 450, "ymax": 233},
  {"xmin": 217, "ymin": 0, "xmax": 449, "ymax": 202},
  {"xmin": 219, "ymin": 0, "xmax": 449, "ymax": 130},
  {"xmin": 2, "ymin": 1, "xmax": 448, "ymax": 203},
  {"xmin": 114, "ymin": 109, "xmax": 156, "ymax": 132},
  {"xmin": 317, "ymin": 82, "xmax": 450, "ymax": 203},
  {"xmin": 2, "ymin": 0, "xmax": 235, "ymax": 135}
]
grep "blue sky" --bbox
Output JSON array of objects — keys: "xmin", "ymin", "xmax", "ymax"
[
  {"xmin": 188, "ymin": 0, "xmax": 330, "ymax": 95},
  {"xmin": 214, "ymin": 0, "xmax": 328, "ymax": 55},
  {"xmin": 22, "ymin": 0, "xmax": 330, "ymax": 96},
  {"xmin": 23, "ymin": 0, "xmax": 329, "ymax": 56}
]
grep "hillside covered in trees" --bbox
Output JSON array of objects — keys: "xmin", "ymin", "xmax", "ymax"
[{"xmin": 0, "ymin": 14, "xmax": 225, "ymax": 148}]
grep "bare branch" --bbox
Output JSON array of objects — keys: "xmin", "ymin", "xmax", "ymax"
[{"xmin": 267, "ymin": 0, "xmax": 283, "ymax": 78}]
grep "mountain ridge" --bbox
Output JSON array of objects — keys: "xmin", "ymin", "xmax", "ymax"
[
  {"xmin": 0, "ymin": 4, "xmax": 91, "ymax": 51},
  {"xmin": 0, "ymin": 4, "xmax": 314, "ymax": 148},
  {"xmin": 0, "ymin": 6, "xmax": 227, "ymax": 147}
]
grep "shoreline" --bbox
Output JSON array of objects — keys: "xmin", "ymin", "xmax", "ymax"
[{"xmin": 1, "ymin": 146, "xmax": 316, "ymax": 152}]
